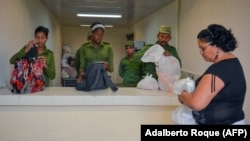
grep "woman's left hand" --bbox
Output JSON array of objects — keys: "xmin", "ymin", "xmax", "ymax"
[
  {"xmin": 38, "ymin": 56, "xmax": 48, "ymax": 68},
  {"xmin": 103, "ymin": 62, "xmax": 109, "ymax": 71}
]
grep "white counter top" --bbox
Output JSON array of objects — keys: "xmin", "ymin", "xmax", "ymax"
[
  {"xmin": 0, "ymin": 87, "xmax": 180, "ymax": 141},
  {"xmin": 0, "ymin": 87, "xmax": 180, "ymax": 106}
]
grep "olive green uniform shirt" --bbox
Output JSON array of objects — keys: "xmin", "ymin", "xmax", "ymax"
[
  {"xmin": 119, "ymin": 55, "xmax": 142, "ymax": 87},
  {"xmin": 75, "ymin": 42, "xmax": 89, "ymax": 74},
  {"xmin": 9, "ymin": 46, "xmax": 56, "ymax": 86},
  {"xmin": 78, "ymin": 42, "xmax": 114, "ymax": 73},
  {"xmin": 134, "ymin": 44, "xmax": 181, "ymax": 80}
]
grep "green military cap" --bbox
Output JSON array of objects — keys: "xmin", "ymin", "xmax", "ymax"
[
  {"xmin": 159, "ymin": 25, "xmax": 171, "ymax": 35},
  {"xmin": 125, "ymin": 40, "xmax": 134, "ymax": 47}
]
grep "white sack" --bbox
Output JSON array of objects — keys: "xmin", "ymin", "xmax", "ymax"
[
  {"xmin": 137, "ymin": 74, "xmax": 159, "ymax": 90},
  {"xmin": 141, "ymin": 44, "xmax": 181, "ymax": 92}
]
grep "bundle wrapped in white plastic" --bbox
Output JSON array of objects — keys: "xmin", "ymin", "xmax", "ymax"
[
  {"xmin": 171, "ymin": 105, "xmax": 197, "ymax": 125},
  {"xmin": 173, "ymin": 77, "xmax": 195, "ymax": 95},
  {"xmin": 141, "ymin": 44, "xmax": 181, "ymax": 92},
  {"xmin": 61, "ymin": 43, "xmax": 77, "ymax": 78},
  {"xmin": 171, "ymin": 77, "xmax": 196, "ymax": 124},
  {"xmin": 137, "ymin": 74, "xmax": 159, "ymax": 90}
]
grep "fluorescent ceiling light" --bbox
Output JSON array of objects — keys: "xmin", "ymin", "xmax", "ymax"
[
  {"xmin": 80, "ymin": 24, "xmax": 114, "ymax": 28},
  {"xmin": 77, "ymin": 13, "xmax": 122, "ymax": 18}
]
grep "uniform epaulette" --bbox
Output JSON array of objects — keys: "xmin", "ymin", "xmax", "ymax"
[
  {"xmin": 82, "ymin": 42, "xmax": 91, "ymax": 46},
  {"xmin": 103, "ymin": 41, "xmax": 110, "ymax": 45}
]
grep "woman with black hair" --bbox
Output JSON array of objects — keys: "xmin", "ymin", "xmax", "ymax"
[
  {"xmin": 76, "ymin": 21, "xmax": 114, "ymax": 83},
  {"xmin": 10, "ymin": 26, "xmax": 56, "ymax": 87},
  {"xmin": 178, "ymin": 24, "xmax": 246, "ymax": 125}
]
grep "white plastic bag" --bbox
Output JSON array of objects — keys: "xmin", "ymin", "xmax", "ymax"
[
  {"xmin": 137, "ymin": 74, "xmax": 159, "ymax": 90},
  {"xmin": 156, "ymin": 56, "xmax": 181, "ymax": 92},
  {"xmin": 173, "ymin": 77, "xmax": 195, "ymax": 95},
  {"xmin": 171, "ymin": 77, "xmax": 196, "ymax": 124},
  {"xmin": 61, "ymin": 43, "xmax": 77, "ymax": 78},
  {"xmin": 171, "ymin": 105, "xmax": 197, "ymax": 125},
  {"xmin": 141, "ymin": 44, "xmax": 181, "ymax": 92}
]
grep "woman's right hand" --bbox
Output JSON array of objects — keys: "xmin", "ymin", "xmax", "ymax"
[
  {"xmin": 77, "ymin": 75, "xmax": 83, "ymax": 83},
  {"xmin": 25, "ymin": 40, "xmax": 37, "ymax": 53}
]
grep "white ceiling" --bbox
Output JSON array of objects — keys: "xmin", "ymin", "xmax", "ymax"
[{"xmin": 41, "ymin": 0, "xmax": 175, "ymax": 28}]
